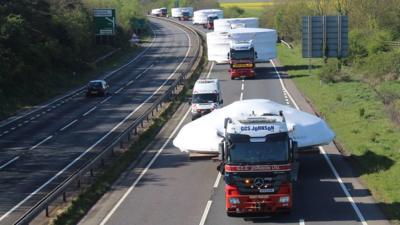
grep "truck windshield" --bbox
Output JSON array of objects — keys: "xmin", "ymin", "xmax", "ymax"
[
  {"xmin": 230, "ymin": 48, "xmax": 255, "ymax": 60},
  {"xmin": 228, "ymin": 135, "xmax": 289, "ymax": 164},
  {"xmin": 192, "ymin": 93, "xmax": 218, "ymax": 103}
]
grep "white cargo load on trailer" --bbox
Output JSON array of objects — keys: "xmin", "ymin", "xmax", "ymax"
[
  {"xmin": 173, "ymin": 99, "xmax": 335, "ymax": 153},
  {"xmin": 214, "ymin": 18, "xmax": 259, "ymax": 32},
  {"xmin": 151, "ymin": 8, "xmax": 162, "ymax": 16},
  {"xmin": 206, "ymin": 32, "xmax": 231, "ymax": 64},
  {"xmin": 193, "ymin": 9, "xmax": 223, "ymax": 25},
  {"xmin": 171, "ymin": 8, "xmax": 182, "ymax": 17},
  {"xmin": 171, "ymin": 7, "xmax": 193, "ymax": 18},
  {"xmin": 207, "ymin": 28, "xmax": 277, "ymax": 63}
]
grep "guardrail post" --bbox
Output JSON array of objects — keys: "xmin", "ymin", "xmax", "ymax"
[
  {"xmin": 77, "ymin": 178, "xmax": 81, "ymax": 188},
  {"xmin": 120, "ymin": 140, "xmax": 124, "ymax": 149},
  {"xmin": 90, "ymin": 169, "xmax": 94, "ymax": 177},
  {"xmin": 127, "ymin": 132, "xmax": 131, "ymax": 141},
  {"xmin": 46, "ymin": 206, "xmax": 49, "ymax": 217},
  {"xmin": 63, "ymin": 192, "xmax": 67, "ymax": 202},
  {"xmin": 134, "ymin": 127, "xmax": 138, "ymax": 135},
  {"xmin": 101, "ymin": 158, "xmax": 105, "ymax": 166}
]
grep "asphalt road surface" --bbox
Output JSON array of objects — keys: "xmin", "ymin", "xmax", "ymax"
[
  {"xmin": 79, "ymin": 18, "xmax": 390, "ymax": 225},
  {"xmin": 0, "ymin": 17, "xmax": 199, "ymax": 224}
]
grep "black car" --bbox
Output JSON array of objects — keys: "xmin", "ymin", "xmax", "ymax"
[{"xmin": 86, "ymin": 80, "xmax": 109, "ymax": 97}]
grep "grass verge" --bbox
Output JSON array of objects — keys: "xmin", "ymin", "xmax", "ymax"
[
  {"xmin": 277, "ymin": 44, "xmax": 400, "ymax": 224},
  {"xmin": 219, "ymin": 2, "xmax": 273, "ymax": 21},
  {"xmin": 51, "ymin": 30, "xmax": 206, "ymax": 225}
]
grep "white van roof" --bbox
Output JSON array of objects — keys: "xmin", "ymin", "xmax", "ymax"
[{"xmin": 193, "ymin": 78, "xmax": 219, "ymax": 94}]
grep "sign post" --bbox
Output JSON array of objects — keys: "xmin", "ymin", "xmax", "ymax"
[{"xmin": 302, "ymin": 16, "xmax": 348, "ymax": 59}]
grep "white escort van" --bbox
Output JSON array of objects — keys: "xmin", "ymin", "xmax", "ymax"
[{"xmin": 191, "ymin": 78, "xmax": 223, "ymax": 120}]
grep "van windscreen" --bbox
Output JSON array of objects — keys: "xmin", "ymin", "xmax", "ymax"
[{"xmin": 192, "ymin": 93, "xmax": 218, "ymax": 103}]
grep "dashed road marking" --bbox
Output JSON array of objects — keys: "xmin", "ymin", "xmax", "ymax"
[
  {"xmin": 0, "ymin": 156, "xmax": 20, "ymax": 170},
  {"xmin": 115, "ymin": 87, "xmax": 124, "ymax": 94},
  {"xmin": 100, "ymin": 97, "xmax": 112, "ymax": 104},
  {"xmin": 10, "ymin": 127, "xmax": 16, "ymax": 130},
  {"xmin": 199, "ymin": 200, "xmax": 213, "ymax": 225},
  {"xmin": 135, "ymin": 64, "xmax": 154, "ymax": 80},
  {"xmin": 213, "ymin": 173, "xmax": 222, "ymax": 188},
  {"xmin": 83, "ymin": 107, "xmax": 97, "ymax": 117},
  {"xmin": 29, "ymin": 135, "xmax": 53, "ymax": 151},
  {"xmin": 60, "ymin": 119, "xmax": 78, "ymax": 132}
]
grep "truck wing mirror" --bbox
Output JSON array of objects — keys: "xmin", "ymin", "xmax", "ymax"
[
  {"xmin": 291, "ymin": 141, "xmax": 298, "ymax": 162},
  {"xmin": 187, "ymin": 97, "xmax": 192, "ymax": 106},
  {"xmin": 224, "ymin": 118, "xmax": 231, "ymax": 129},
  {"xmin": 220, "ymin": 99, "xmax": 223, "ymax": 105}
]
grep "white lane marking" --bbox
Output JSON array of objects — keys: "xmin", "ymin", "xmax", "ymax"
[
  {"xmin": 299, "ymin": 219, "xmax": 305, "ymax": 225},
  {"xmin": 213, "ymin": 173, "xmax": 222, "ymax": 188},
  {"xmin": 99, "ymin": 27, "xmax": 195, "ymax": 225},
  {"xmin": 199, "ymin": 200, "xmax": 213, "ymax": 225},
  {"xmin": 60, "ymin": 119, "xmax": 78, "ymax": 132},
  {"xmin": 100, "ymin": 108, "xmax": 192, "ymax": 225},
  {"xmin": 0, "ymin": 24, "xmax": 190, "ymax": 222},
  {"xmin": 0, "ymin": 25, "xmax": 157, "ymax": 133},
  {"xmin": 115, "ymin": 87, "xmax": 124, "ymax": 94},
  {"xmin": 24, "ymin": 120, "xmax": 29, "ymax": 124},
  {"xmin": 17, "ymin": 124, "xmax": 22, "ymax": 127},
  {"xmin": 126, "ymin": 80, "xmax": 134, "ymax": 86},
  {"xmin": 135, "ymin": 64, "xmax": 154, "ymax": 80},
  {"xmin": 241, "ymin": 83, "xmax": 244, "ymax": 91},
  {"xmin": 240, "ymin": 79, "xmax": 245, "ymax": 101},
  {"xmin": 83, "ymin": 107, "xmax": 97, "ymax": 117},
  {"xmin": 270, "ymin": 59, "xmax": 368, "ymax": 225},
  {"xmin": 206, "ymin": 62, "xmax": 215, "ymax": 78},
  {"xmin": 0, "ymin": 156, "xmax": 20, "ymax": 170},
  {"xmin": 270, "ymin": 60, "xmax": 299, "ymax": 109},
  {"xmin": 10, "ymin": 127, "xmax": 15, "ymax": 130},
  {"xmin": 29, "ymin": 135, "xmax": 53, "ymax": 151},
  {"xmin": 100, "ymin": 96, "xmax": 112, "ymax": 104},
  {"xmin": 320, "ymin": 147, "xmax": 367, "ymax": 225},
  {"xmin": 3, "ymin": 131, "xmax": 9, "ymax": 134},
  {"xmin": 240, "ymin": 92, "xmax": 244, "ymax": 101}
]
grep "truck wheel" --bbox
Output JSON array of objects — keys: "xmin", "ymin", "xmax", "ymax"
[{"xmin": 227, "ymin": 212, "xmax": 236, "ymax": 217}]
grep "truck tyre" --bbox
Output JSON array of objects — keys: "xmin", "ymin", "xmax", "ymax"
[{"xmin": 227, "ymin": 212, "xmax": 236, "ymax": 217}]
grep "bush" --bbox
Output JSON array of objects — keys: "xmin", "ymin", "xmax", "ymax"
[
  {"xmin": 318, "ymin": 59, "xmax": 340, "ymax": 83},
  {"xmin": 223, "ymin": 6, "xmax": 245, "ymax": 18}
]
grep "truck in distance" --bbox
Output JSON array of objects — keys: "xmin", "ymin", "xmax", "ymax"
[
  {"xmin": 218, "ymin": 111, "xmax": 297, "ymax": 216},
  {"xmin": 228, "ymin": 40, "xmax": 257, "ymax": 79},
  {"xmin": 204, "ymin": 14, "xmax": 219, "ymax": 30},
  {"xmin": 190, "ymin": 79, "xmax": 223, "ymax": 120}
]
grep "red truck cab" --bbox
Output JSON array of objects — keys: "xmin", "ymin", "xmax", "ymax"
[
  {"xmin": 218, "ymin": 114, "xmax": 297, "ymax": 216},
  {"xmin": 228, "ymin": 41, "xmax": 257, "ymax": 79}
]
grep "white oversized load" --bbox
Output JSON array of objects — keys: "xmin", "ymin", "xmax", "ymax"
[
  {"xmin": 207, "ymin": 28, "xmax": 277, "ymax": 63},
  {"xmin": 151, "ymin": 8, "xmax": 162, "ymax": 16},
  {"xmin": 171, "ymin": 7, "xmax": 193, "ymax": 18},
  {"xmin": 171, "ymin": 8, "xmax": 182, "ymax": 18},
  {"xmin": 214, "ymin": 18, "xmax": 259, "ymax": 32},
  {"xmin": 193, "ymin": 9, "xmax": 224, "ymax": 25},
  {"xmin": 206, "ymin": 32, "xmax": 231, "ymax": 63},
  {"xmin": 173, "ymin": 99, "xmax": 335, "ymax": 153}
]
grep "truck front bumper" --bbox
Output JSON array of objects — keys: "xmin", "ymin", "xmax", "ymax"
[
  {"xmin": 229, "ymin": 69, "xmax": 255, "ymax": 79},
  {"xmin": 225, "ymin": 185, "xmax": 292, "ymax": 215}
]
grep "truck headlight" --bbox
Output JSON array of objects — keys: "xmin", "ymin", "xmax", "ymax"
[
  {"xmin": 229, "ymin": 198, "xmax": 240, "ymax": 205},
  {"xmin": 279, "ymin": 196, "xmax": 289, "ymax": 203}
]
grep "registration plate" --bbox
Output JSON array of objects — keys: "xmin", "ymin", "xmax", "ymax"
[{"xmin": 259, "ymin": 188, "xmax": 274, "ymax": 193}]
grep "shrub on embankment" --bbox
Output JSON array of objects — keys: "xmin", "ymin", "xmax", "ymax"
[{"xmin": 0, "ymin": 0, "xmax": 148, "ymax": 119}]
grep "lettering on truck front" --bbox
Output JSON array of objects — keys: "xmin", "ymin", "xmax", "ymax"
[{"xmin": 240, "ymin": 125, "xmax": 274, "ymax": 132}]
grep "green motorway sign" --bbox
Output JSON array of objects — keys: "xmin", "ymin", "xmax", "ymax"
[{"xmin": 93, "ymin": 9, "xmax": 116, "ymax": 36}]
